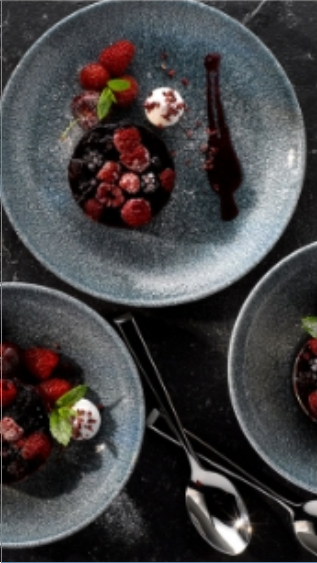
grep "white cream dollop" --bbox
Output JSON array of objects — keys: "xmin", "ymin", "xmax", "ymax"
[
  {"xmin": 71, "ymin": 398, "xmax": 101, "ymax": 441},
  {"xmin": 144, "ymin": 87, "xmax": 185, "ymax": 128}
]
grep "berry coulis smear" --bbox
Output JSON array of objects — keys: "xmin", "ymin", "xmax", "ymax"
[{"xmin": 204, "ymin": 53, "xmax": 243, "ymax": 221}]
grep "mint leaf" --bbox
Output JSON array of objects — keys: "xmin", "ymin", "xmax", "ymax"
[
  {"xmin": 49, "ymin": 408, "xmax": 73, "ymax": 446},
  {"xmin": 107, "ymin": 79, "xmax": 130, "ymax": 92},
  {"xmin": 97, "ymin": 87, "xmax": 114, "ymax": 120},
  {"xmin": 302, "ymin": 316, "xmax": 317, "ymax": 338},
  {"xmin": 56, "ymin": 384, "xmax": 87, "ymax": 409}
]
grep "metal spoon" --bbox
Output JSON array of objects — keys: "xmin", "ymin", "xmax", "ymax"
[
  {"xmin": 114, "ymin": 314, "xmax": 252, "ymax": 556},
  {"xmin": 147, "ymin": 408, "xmax": 317, "ymax": 557}
]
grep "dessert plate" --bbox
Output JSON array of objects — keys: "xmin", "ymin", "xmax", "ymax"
[
  {"xmin": 228, "ymin": 242, "xmax": 317, "ymax": 493},
  {"xmin": 2, "ymin": 283, "xmax": 144, "ymax": 547},
  {"xmin": 2, "ymin": 0, "xmax": 305, "ymax": 306}
]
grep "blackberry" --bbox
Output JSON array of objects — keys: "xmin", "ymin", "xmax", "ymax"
[{"xmin": 141, "ymin": 172, "xmax": 159, "ymax": 194}]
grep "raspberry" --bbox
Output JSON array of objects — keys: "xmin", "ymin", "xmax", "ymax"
[
  {"xmin": 1, "ymin": 379, "xmax": 18, "ymax": 407},
  {"xmin": 23, "ymin": 348, "xmax": 60, "ymax": 381},
  {"xmin": 159, "ymin": 168, "xmax": 176, "ymax": 192},
  {"xmin": 79, "ymin": 62, "xmax": 110, "ymax": 91},
  {"xmin": 97, "ymin": 161, "xmax": 121, "ymax": 183},
  {"xmin": 308, "ymin": 390, "xmax": 317, "ymax": 418},
  {"xmin": 113, "ymin": 127, "xmax": 141, "ymax": 153},
  {"xmin": 83, "ymin": 198, "xmax": 104, "ymax": 221},
  {"xmin": 308, "ymin": 339, "xmax": 317, "ymax": 356},
  {"xmin": 38, "ymin": 378, "xmax": 72, "ymax": 407},
  {"xmin": 1, "ymin": 417, "xmax": 24, "ymax": 442},
  {"xmin": 71, "ymin": 91, "xmax": 99, "ymax": 130},
  {"xmin": 114, "ymin": 75, "xmax": 139, "ymax": 107},
  {"xmin": 98, "ymin": 40, "xmax": 136, "ymax": 77},
  {"xmin": 1, "ymin": 342, "xmax": 21, "ymax": 378},
  {"xmin": 21, "ymin": 432, "xmax": 52, "ymax": 461},
  {"xmin": 96, "ymin": 183, "xmax": 125, "ymax": 208},
  {"xmin": 120, "ymin": 145, "xmax": 150, "ymax": 173},
  {"xmin": 121, "ymin": 198, "xmax": 152, "ymax": 227},
  {"xmin": 119, "ymin": 173, "xmax": 140, "ymax": 194}
]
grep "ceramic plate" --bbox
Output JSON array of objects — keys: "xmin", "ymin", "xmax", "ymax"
[
  {"xmin": 2, "ymin": 0, "xmax": 305, "ymax": 306},
  {"xmin": 228, "ymin": 242, "xmax": 317, "ymax": 493},
  {"xmin": 2, "ymin": 283, "xmax": 144, "ymax": 547}
]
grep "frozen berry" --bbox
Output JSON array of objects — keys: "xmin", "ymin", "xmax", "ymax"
[
  {"xmin": 21, "ymin": 432, "xmax": 53, "ymax": 461},
  {"xmin": 141, "ymin": 172, "xmax": 158, "ymax": 194},
  {"xmin": 79, "ymin": 62, "xmax": 110, "ymax": 91},
  {"xmin": 1, "ymin": 417, "xmax": 24, "ymax": 442},
  {"xmin": 71, "ymin": 91, "xmax": 99, "ymax": 130},
  {"xmin": 83, "ymin": 198, "xmax": 104, "ymax": 221},
  {"xmin": 159, "ymin": 168, "xmax": 176, "ymax": 192},
  {"xmin": 24, "ymin": 348, "xmax": 60, "ymax": 381},
  {"xmin": 38, "ymin": 378, "xmax": 72, "ymax": 406},
  {"xmin": 308, "ymin": 339, "xmax": 317, "ymax": 356},
  {"xmin": 98, "ymin": 40, "xmax": 136, "ymax": 77},
  {"xmin": 96, "ymin": 183, "xmax": 125, "ymax": 208},
  {"xmin": 114, "ymin": 75, "xmax": 139, "ymax": 107},
  {"xmin": 308, "ymin": 390, "xmax": 317, "ymax": 418},
  {"xmin": 121, "ymin": 198, "xmax": 152, "ymax": 227},
  {"xmin": 1, "ymin": 379, "xmax": 18, "ymax": 407},
  {"xmin": 113, "ymin": 127, "xmax": 141, "ymax": 153},
  {"xmin": 119, "ymin": 173, "xmax": 140, "ymax": 194},
  {"xmin": 120, "ymin": 145, "xmax": 150, "ymax": 173},
  {"xmin": 1, "ymin": 342, "xmax": 21, "ymax": 378},
  {"xmin": 97, "ymin": 161, "xmax": 121, "ymax": 183}
]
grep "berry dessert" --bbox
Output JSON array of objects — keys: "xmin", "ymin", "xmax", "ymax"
[
  {"xmin": 68, "ymin": 123, "xmax": 176, "ymax": 228},
  {"xmin": 1, "ymin": 341, "xmax": 101, "ymax": 484},
  {"xmin": 144, "ymin": 87, "xmax": 186, "ymax": 128},
  {"xmin": 293, "ymin": 316, "xmax": 317, "ymax": 422}
]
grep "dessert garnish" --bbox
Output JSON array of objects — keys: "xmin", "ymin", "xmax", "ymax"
[
  {"xmin": 144, "ymin": 87, "xmax": 186, "ymax": 128},
  {"xmin": 1, "ymin": 341, "xmax": 102, "ymax": 483},
  {"xmin": 204, "ymin": 53, "xmax": 243, "ymax": 221},
  {"xmin": 68, "ymin": 123, "xmax": 176, "ymax": 228},
  {"xmin": 61, "ymin": 40, "xmax": 138, "ymax": 139},
  {"xmin": 293, "ymin": 316, "xmax": 317, "ymax": 421}
]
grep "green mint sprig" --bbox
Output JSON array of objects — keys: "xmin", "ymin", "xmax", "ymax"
[
  {"xmin": 301, "ymin": 316, "xmax": 317, "ymax": 338},
  {"xmin": 49, "ymin": 384, "xmax": 87, "ymax": 446},
  {"xmin": 97, "ymin": 78, "xmax": 130, "ymax": 120}
]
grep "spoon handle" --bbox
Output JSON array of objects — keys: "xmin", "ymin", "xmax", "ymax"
[
  {"xmin": 147, "ymin": 408, "xmax": 294, "ymax": 518},
  {"xmin": 114, "ymin": 314, "xmax": 200, "ymax": 464}
]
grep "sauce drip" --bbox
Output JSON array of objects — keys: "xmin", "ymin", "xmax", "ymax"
[{"xmin": 204, "ymin": 53, "xmax": 242, "ymax": 221}]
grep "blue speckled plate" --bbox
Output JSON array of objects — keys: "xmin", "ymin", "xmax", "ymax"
[
  {"xmin": 1, "ymin": 282, "xmax": 145, "ymax": 547},
  {"xmin": 2, "ymin": 0, "xmax": 306, "ymax": 306},
  {"xmin": 228, "ymin": 242, "xmax": 317, "ymax": 493}
]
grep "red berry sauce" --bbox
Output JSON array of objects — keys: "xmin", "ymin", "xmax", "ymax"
[
  {"xmin": 204, "ymin": 54, "xmax": 242, "ymax": 221},
  {"xmin": 68, "ymin": 123, "xmax": 176, "ymax": 228}
]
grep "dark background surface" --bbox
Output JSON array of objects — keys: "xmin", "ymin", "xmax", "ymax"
[{"xmin": 2, "ymin": 1, "xmax": 317, "ymax": 561}]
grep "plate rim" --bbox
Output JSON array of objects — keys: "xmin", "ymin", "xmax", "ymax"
[
  {"xmin": 228, "ymin": 241, "xmax": 317, "ymax": 493},
  {"xmin": 1, "ymin": 281, "xmax": 145, "ymax": 548},
  {"xmin": 2, "ymin": 0, "xmax": 307, "ymax": 307}
]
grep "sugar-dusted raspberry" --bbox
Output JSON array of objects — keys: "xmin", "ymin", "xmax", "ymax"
[
  {"xmin": 119, "ymin": 173, "xmax": 140, "ymax": 194},
  {"xmin": 83, "ymin": 198, "xmax": 104, "ymax": 221},
  {"xmin": 113, "ymin": 127, "xmax": 141, "ymax": 154},
  {"xmin": 159, "ymin": 168, "xmax": 176, "ymax": 192},
  {"xmin": 120, "ymin": 145, "xmax": 150, "ymax": 174},
  {"xmin": 1, "ymin": 417, "xmax": 24, "ymax": 442},
  {"xmin": 96, "ymin": 183, "xmax": 125, "ymax": 208},
  {"xmin": 97, "ymin": 161, "xmax": 121, "ymax": 183},
  {"xmin": 121, "ymin": 198, "xmax": 152, "ymax": 227}
]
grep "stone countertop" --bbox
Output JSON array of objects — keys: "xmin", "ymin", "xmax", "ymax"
[{"xmin": 2, "ymin": 1, "xmax": 317, "ymax": 561}]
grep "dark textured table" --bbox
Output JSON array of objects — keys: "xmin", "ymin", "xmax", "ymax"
[{"xmin": 2, "ymin": 1, "xmax": 317, "ymax": 561}]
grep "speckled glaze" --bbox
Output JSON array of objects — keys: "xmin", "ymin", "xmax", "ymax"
[
  {"xmin": 1, "ymin": 282, "xmax": 145, "ymax": 548},
  {"xmin": 2, "ymin": 0, "xmax": 306, "ymax": 306},
  {"xmin": 228, "ymin": 242, "xmax": 317, "ymax": 494}
]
